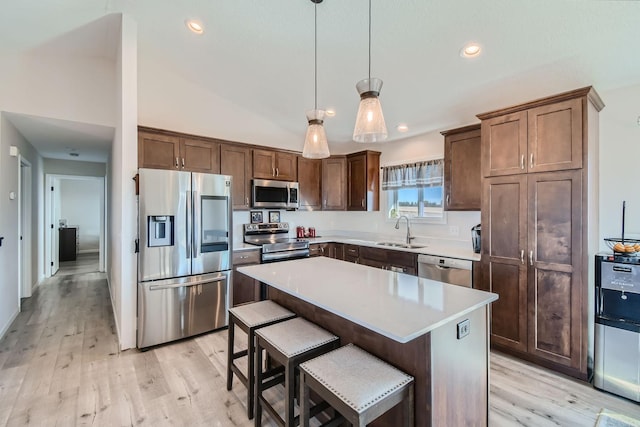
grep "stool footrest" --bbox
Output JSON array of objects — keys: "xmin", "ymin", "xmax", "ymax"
[{"xmin": 232, "ymin": 349, "xmax": 248, "ymax": 359}]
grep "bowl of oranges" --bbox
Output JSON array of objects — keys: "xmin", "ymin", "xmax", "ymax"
[{"xmin": 605, "ymin": 238, "xmax": 640, "ymax": 254}]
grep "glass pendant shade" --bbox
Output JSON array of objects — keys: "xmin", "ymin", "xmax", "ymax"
[
  {"xmin": 303, "ymin": 109, "xmax": 330, "ymax": 159},
  {"xmin": 353, "ymin": 78, "xmax": 388, "ymax": 143}
]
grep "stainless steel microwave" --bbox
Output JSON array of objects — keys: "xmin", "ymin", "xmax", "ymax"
[{"xmin": 252, "ymin": 179, "xmax": 299, "ymax": 209}]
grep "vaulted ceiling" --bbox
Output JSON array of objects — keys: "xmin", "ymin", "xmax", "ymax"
[{"xmin": 2, "ymin": 0, "xmax": 640, "ymax": 159}]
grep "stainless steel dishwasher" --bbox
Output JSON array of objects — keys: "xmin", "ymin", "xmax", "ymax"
[{"xmin": 418, "ymin": 254, "xmax": 473, "ymax": 288}]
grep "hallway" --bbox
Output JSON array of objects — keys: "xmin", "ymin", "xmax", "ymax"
[{"xmin": 0, "ymin": 267, "xmax": 638, "ymax": 426}]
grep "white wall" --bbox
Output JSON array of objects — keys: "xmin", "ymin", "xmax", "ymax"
[
  {"xmin": 0, "ymin": 116, "xmax": 44, "ymax": 338},
  {"xmin": 59, "ymin": 179, "xmax": 101, "ymax": 253},
  {"xmin": 43, "ymin": 159, "xmax": 106, "ymax": 177}
]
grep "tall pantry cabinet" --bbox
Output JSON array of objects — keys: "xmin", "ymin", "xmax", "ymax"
[{"xmin": 477, "ymin": 87, "xmax": 604, "ymax": 380}]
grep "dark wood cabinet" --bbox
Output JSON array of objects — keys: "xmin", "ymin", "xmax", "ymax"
[
  {"xmin": 138, "ymin": 130, "xmax": 220, "ymax": 173},
  {"xmin": 309, "ymin": 243, "xmax": 330, "ymax": 257},
  {"xmin": 359, "ymin": 246, "xmax": 417, "ymax": 275},
  {"xmin": 138, "ymin": 131, "xmax": 180, "ymax": 170},
  {"xmin": 252, "ymin": 149, "xmax": 297, "ymax": 181},
  {"xmin": 297, "ymin": 156, "xmax": 322, "ymax": 211},
  {"xmin": 442, "ymin": 124, "xmax": 481, "ymax": 211},
  {"xmin": 322, "ymin": 156, "xmax": 347, "ymax": 211},
  {"xmin": 59, "ymin": 227, "xmax": 77, "ymax": 262},
  {"xmin": 478, "ymin": 86, "xmax": 604, "ymax": 380},
  {"xmin": 329, "ymin": 243, "xmax": 344, "ymax": 260},
  {"xmin": 221, "ymin": 144, "xmax": 252, "ymax": 210},
  {"xmin": 346, "ymin": 151, "xmax": 380, "ymax": 211},
  {"xmin": 181, "ymin": 137, "xmax": 220, "ymax": 173},
  {"xmin": 481, "ymin": 95, "xmax": 583, "ymax": 178},
  {"xmin": 232, "ymin": 250, "xmax": 261, "ymax": 306},
  {"xmin": 344, "ymin": 244, "xmax": 360, "ymax": 263}
]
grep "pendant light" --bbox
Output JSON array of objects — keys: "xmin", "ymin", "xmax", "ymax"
[
  {"xmin": 302, "ymin": 0, "xmax": 330, "ymax": 159},
  {"xmin": 353, "ymin": 0, "xmax": 388, "ymax": 143}
]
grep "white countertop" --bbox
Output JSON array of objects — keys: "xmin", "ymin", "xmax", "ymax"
[
  {"xmin": 234, "ymin": 235, "xmax": 481, "ymax": 261},
  {"xmin": 238, "ymin": 257, "xmax": 497, "ymax": 343}
]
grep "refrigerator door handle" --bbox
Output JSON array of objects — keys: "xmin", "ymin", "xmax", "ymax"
[
  {"xmin": 193, "ymin": 191, "xmax": 200, "ymax": 258},
  {"xmin": 148, "ymin": 275, "xmax": 226, "ymax": 291},
  {"xmin": 186, "ymin": 190, "xmax": 192, "ymax": 259}
]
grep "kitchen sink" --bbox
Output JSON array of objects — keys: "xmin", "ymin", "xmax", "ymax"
[{"xmin": 376, "ymin": 241, "xmax": 426, "ymax": 249}]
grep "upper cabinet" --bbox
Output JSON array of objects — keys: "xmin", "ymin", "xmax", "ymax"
[
  {"xmin": 480, "ymin": 95, "xmax": 586, "ymax": 178},
  {"xmin": 221, "ymin": 144, "xmax": 252, "ymax": 210},
  {"xmin": 253, "ymin": 149, "xmax": 297, "ymax": 181},
  {"xmin": 297, "ymin": 156, "xmax": 322, "ymax": 211},
  {"xmin": 138, "ymin": 129, "xmax": 219, "ymax": 173},
  {"xmin": 347, "ymin": 151, "xmax": 380, "ymax": 211},
  {"xmin": 322, "ymin": 156, "xmax": 347, "ymax": 211},
  {"xmin": 442, "ymin": 124, "xmax": 481, "ymax": 211}
]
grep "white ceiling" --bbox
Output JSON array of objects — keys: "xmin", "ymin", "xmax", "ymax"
[{"xmin": 2, "ymin": 0, "xmax": 640, "ymax": 158}]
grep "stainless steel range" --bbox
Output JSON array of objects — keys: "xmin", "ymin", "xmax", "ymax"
[{"xmin": 243, "ymin": 222, "xmax": 310, "ymax": 262}]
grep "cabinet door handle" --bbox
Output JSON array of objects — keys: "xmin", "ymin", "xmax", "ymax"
[
  {"xmin": 529, "ymin": 250, "xmax": 533, "ymax": 266},
  {"xmin": 520, "ymin": 155, "xmax": 525, "ymax": 170},
  {"xmin": 530, "ymin": 153, "xmax": 534, "ymax": 169},
  {"xmin": 246, "ymin": 196, "xmax": 249, "ymax": 206},
  {"xmin": 181, "ymin": 157, "xmax": 185, "ymax": 168},
  {"xmin": 272, "ymin": 167, "xmax": 275, "ymax": 176},
  {"xmin": 361, "ymin": 198, "xmax": 365, "ymax": 208},
  {"xmin": 175, "ymin": 157, "xmax": 179, "ymax": 168},
  {"xmin": 520, "ymin": 249, "xmax": 524, "ymax": 264},
  {"xmin": 276, "ymin": 167, "xmax": 279, "ymax": 176},
  {"xmin": 239, "ymin": 255, "xmax": 248, "ymax": 259},
  {"xmin": 446, "ymin": 195, "xmax": 450, "ymax": 206}
]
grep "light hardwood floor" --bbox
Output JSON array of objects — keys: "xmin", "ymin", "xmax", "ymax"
[{"xmin": 0, "ymin": 265, "xmax": 638, "ymax": 426}]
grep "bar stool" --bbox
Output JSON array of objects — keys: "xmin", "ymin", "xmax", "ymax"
[
  {"xmin": 227, "ymin": 300, "xmax": 296, "ymax": 420},
  {"xmin": 299, "ymin": 344, "xmax": 414, "ymax": 427},
  {"xmin": 255, "ymin": 317, "xmax": 340, "ymax": 427}
]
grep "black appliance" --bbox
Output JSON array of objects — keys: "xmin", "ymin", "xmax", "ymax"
[
  {"xmin": 471, "ymin": 224, "xmax": 481, "ymax": 254},
  {"xmin": 593, "ymin": 253, "xmax": 640, "ymax": 402},
  {"xmin": 243, "ymin": 222, "xmax": 309, "ymax": 263}
]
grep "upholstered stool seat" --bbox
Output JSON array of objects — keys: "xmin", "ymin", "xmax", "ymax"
[
  {"xmin": 227, "ymin": 300, "xmax": 296, "ymax": 420},
  {"xmin": 255, "ymin": 317, "xmax": 340, "ymax": 427},
  {"xmin": 299, "ymin": 343, "xmax": 414, "ymax": 427}
]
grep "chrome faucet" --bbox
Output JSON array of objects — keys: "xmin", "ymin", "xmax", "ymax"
[{"xmin": 395, "ymin": 215, "xmax": 414, "ymax": 245}]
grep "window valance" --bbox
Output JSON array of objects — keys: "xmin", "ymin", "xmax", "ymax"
[{"xmin": 381, "ymin": 159, "xmax": 444, "ymax": 190}]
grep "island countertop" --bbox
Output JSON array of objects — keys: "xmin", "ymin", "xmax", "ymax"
[{"xmin": 238, "ymin": 257, "xmax": 498, "ymax": 343}]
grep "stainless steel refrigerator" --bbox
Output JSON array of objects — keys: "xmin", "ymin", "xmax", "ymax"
[{"xmin": 137, "ymin": 168, "xmax": 232, "ymax": 349}]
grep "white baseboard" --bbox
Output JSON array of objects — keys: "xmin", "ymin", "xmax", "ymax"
[
  {"xmin": 78, "ymin": 249, "xmax": 99, "ymax": 254},
  {"xmin": 106, "ymin": 276, "xmax": 125, "ymax": 351},
  {"xmin": 0, "ymin": 308, "xmax": 19, "ymax": 341}
]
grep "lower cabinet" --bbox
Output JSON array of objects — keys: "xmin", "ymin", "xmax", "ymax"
[
  {"xmin": 309, "ymin": 243, "xmax": 330, "ymax": 257},
  {"xmin": 344, "ymin": 244, "xmax": 360, "ymax": 263},
  {"xmin": 359, "ymin": 246, "xmax": 417, "ymax": 276},
  {"xmin": 329, "ymin": 243, "xmax": 344, "ymax": 260},
  {"xmin": 232, "ymin": 250, "xmax": 261, "ymax": 306}
]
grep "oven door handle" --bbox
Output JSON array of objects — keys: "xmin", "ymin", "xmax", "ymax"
[{"xmin": 262, "ymin": 249, "xmax": 310, "ymax": 262}]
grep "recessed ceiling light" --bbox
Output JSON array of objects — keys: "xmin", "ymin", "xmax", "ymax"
[
  {"xmin": 325, "ymin": 109, "xmax": 336, "ymax": 117},
  {"xmin": 185, "ymin": 19, "xmax": 204, "ymax": 35},
  {"xmin": 460, "ymin": 42, "xmax": 482, "ymax": 58},
  {"xmin": 397, "ymin": 124, "xmax": 409, "ymax": 132}
]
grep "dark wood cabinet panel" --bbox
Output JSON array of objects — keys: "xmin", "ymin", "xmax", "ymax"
[
  {"xmin": 527, "ymin": 170, "xmax": 582, "ymax": 369},
  {"xmin": 443, "ymin": 125, "xmax": 481, "ymax": 211},
  {"xmin": 309, "ymin": 243, "xmax": 330, "ymax": 257},
  {"xmin": 138, "ymin": 131, "xmax": 180, "ymax": 170},
  {"xmin": 252, "ymin": 149, "xmax": 297, "ymax": 181},
  {"xmin": 329, "ymin": 243, "xmax": 344, "ymax": 260},
  {"xmin": 180, "ymin": 137, "xmax": 220, "ymax": 173},
  {"xmin": 481, "ymin": 111, "xmax": 527, "ymax": 178},
  {"xmin": 297, "ymin": 156, "xmax": 322, "ymax": 211},
  {"xmin": 232, "ymin": 250, "xmax": 261, "ymax": 306},
  {"xmin": 221, "ymin": 144, "xmax": 252, "ymax": 210},
  {"xmin": 347, "ymin": 151, "xmax": 380, "ymax": 211},
  {"xmin": 527, "ymin": 98, "xmax": 582, "ymax": 173},
  {"xmin": 482, "ymin": 175, "xmax": 528, "ymax": 352},
  {"xmin": 59, "ymin": 227, "xmax": 77, "ymax": 262},
  {"xmin": 322, "ymin": 156, "xmax": 347, "ymax": 211},
  {"xmin": 359, "ymin": 246, "xmax": 417, "ymax": 275},
  {"xmin": 343, "ymin": 244, "xmax": 360, "ymax": 263}
]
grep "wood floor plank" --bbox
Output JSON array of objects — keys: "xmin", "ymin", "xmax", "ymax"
[{"xmin": 0, "ymin": 254, "xmax": 639, "ymax": 427}]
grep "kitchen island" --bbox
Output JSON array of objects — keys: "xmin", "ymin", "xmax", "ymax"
[{"xmin": 238, "ymin": 257, "xmax": 498, "ymax": 427}]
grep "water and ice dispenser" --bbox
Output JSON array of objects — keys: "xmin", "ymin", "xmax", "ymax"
[{"xmin": 147, "ymin": 215, "xmax": 174, "ymax": 247}]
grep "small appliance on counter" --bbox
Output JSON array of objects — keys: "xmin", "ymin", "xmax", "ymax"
[{"xmin": 471, "ymin": 224, "xmax": 481, "ymax": 254}]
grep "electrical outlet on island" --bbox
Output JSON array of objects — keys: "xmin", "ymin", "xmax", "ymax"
[{"xmin": 449, "ymin": 225, "xmax": 459, "ymax": 236}]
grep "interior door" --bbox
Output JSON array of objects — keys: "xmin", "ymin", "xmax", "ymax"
[{"xmin": 51, "ymin": 177, "xmax": 60, "ymax": 275}]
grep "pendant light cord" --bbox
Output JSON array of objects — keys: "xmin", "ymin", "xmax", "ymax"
[
  {"xmin": 368, "ymin": 0, "xmax": 372, "ymax": 80},
  {"xmin": 314, "ymin": 2, "xmax": 318, "ymax": 110}
]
